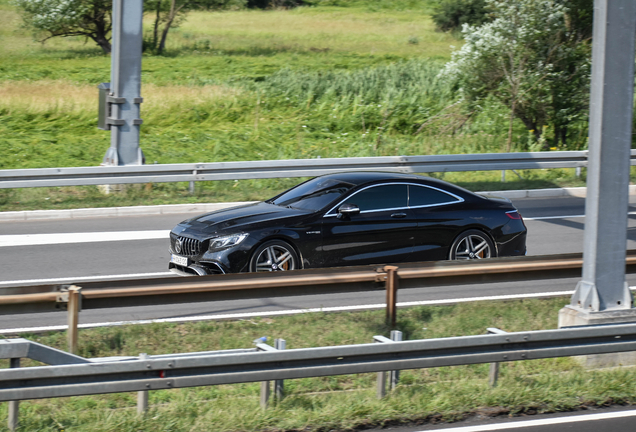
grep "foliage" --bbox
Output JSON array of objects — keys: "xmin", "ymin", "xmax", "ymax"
[
  {"xmin": 301, "ymin": 0, "xmax": 437, "ymax": 10},
  {"xmin": 11, "ymin": 0, "xmax": 245, "ymax": 55},
  {"xmin": 561, "ymin": 0, "xmax": 593, "ymax": 41},
  {"xmin": 0, "ymin": 2, "xmax": 596, "ymax": 211},
  {"xmin": 440, "ymin": 0, "xmax": 591, "ymax": 150},
  {"xmin": 246, "ymin": 0, "xmax": 305, "ymax": 8},
  {"xmin": 12, "ymin": 0, "xmax": 113, "ymax": 53},
  {"xmin": 432, "ymin": 0, "xmax": 489, "ymax": 32}
]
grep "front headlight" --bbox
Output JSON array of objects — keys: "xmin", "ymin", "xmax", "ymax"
[{"xmin": 208, "ymin": 233, "xmax": 249, "ymax": 251}]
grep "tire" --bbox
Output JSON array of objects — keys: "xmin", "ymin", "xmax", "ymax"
[
  {"xmin": 249, "ymin": 240, "xmax": 299, "ymax": 272},
  {"xmin": 449, "ymin": 230, "xmax": 495, "ymax": 260}
]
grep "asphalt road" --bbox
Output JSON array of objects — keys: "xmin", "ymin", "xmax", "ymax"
[
  {"xmin": 2, "ymin": 199, "xmax": 635, "ymax": 432},
  {"xmin": 1, "ymin": 195, "xmax": 636, "ymax": 330}
]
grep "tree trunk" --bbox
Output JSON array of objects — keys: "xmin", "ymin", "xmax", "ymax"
[
  {"xmin": 507, "ymin": 97, "xmax": 516, "ymax": 152},
  {"xmin": 93, "ymin": 35, "xmax": 111, "ymax": 54},
  {"xmin": 152, "ymin": 1, "xmax": 161, "ymax": 51},
  {"xmin": 157, "ymin": 0, "xmax": 177, "ymax": 55},
  {"xmin": 516, "ymin": 114, "xmax": 542, "ymax": 146}
]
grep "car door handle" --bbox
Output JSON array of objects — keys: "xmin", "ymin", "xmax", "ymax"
[{"xmin": 391, "ymin": 213, "xmax": 407, "ymax": 218}]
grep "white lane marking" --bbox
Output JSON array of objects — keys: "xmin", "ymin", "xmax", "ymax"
[
  {"xmin": 525, "ymin": 210, "xmax": 636, "ymax": 221},
  {"xmin": 415, "ymin": 408, "xmax": 636, "ymax": 431},
  {"xmin": 0, "ymin": 290, "xmax": 578, "ymax": 335},
  {"xmin": 0, "ymin": 230, "xmax": 170, "ymax": 247},
  {"xmin": 0, "ymin": 209, "xmax": 630, "ymax": 247},
  {"xmin": 0, "ymin": 272, "xmax": 174, "ymax": 287}
]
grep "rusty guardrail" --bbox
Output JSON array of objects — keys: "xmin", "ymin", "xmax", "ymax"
[{"xmin": 2, "ymin": 250, "xmax": 636, "ymax": 353}]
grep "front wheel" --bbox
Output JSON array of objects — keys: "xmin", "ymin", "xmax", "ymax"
[
  {"xmin": 449, "ymin": 230, "xmax": 495, "ymax": 260},
  {"xmin": 249, "ymin": 240, "xmax": 299, "ymax": 272}
]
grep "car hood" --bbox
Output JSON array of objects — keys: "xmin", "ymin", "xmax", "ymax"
[{"xmin": 173, "ymin": 202, "xmax": 310, "ymax": 236}]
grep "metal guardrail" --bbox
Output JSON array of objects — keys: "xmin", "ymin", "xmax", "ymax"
[
  {"xmin": 0, "ymin": 150, "xmax": 620, "ymax": 189},
  {"xmin": 3, "ymin": 251, "xmax": 636, "ymax": 315},
  {"xmin": 2, "ymin": 250, "xmax": 636, "ymax": 353},
  {"xmin": 2, "ymin": 322, "xmax": 636, "ymax": 402}
]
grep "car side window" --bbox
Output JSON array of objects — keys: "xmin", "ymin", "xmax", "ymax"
[
  {"xmin": 342, "ymin": 184, "xmax": 408, "ymax": 212},
  {"xmin": 408, "ymin": 185, "xmax": 461, "ymax": 207}
]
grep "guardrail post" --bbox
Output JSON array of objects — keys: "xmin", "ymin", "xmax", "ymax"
[
  {"xmin": 137, "ymin": 353, "xmax": 149, "ymax": 415},
  {"xmin": 189, "ymin": 169, "xmax": 197, "ymax": 194},
  {"xmin": 260, "ymin": 380, "xmax": 271, "ymax": 409},
  {"xmin": 389, "ymin": 330, "xmax": 402, "ymax": 390},
  {"xmin": 487, "ymin": 328, "xmax": 507, "ymax": 387},
  {"xmin": 7, "ymin": 358, "xmax": 19, "ymax": 431},
  {"xmin": 374, "ymin": 332, "xmax": 402, "ymax": 398},
  {"xmin": 255, "ymin": 339, "xmax": 280, "ymax": 409},
  {"xmin": 274, "ymin": 339, "xmax": 286, "ymax": 401},
  {"xmin": 376, "ymin": 367, "xmax": 387, "ymax": 399},
  {"xmin": 67, "ymin": 286, "xmax": 82, "ymax": 354},
  {"xmin": 383, "ymin": 266, "xmax": 399, "ymax": 328}
]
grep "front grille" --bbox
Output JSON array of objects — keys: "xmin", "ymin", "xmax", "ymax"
[{"xmin": 173, "ymin": 235, "xmax": 202, "ymax": 256}]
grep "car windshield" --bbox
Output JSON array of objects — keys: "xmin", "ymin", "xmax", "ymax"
[{"xmin": 268, "ymin": 178, "xmax": 355, "ymax": 211}]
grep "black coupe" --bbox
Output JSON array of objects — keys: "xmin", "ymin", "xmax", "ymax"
[{"xmin": 168, "ymin": 172, "xmax": 527, "ymax": 275}]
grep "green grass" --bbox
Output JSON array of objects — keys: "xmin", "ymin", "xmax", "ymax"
[
  {"xmin": 2, "ymin": 298, "xmax": 635, "ymax": 431},
  {"xmin": 0, "ymin": 0, "xmax": 592, "ymax": 212}
]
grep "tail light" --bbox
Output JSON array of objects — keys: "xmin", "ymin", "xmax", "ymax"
[{"xmin": 505, "ymin": 210, "xmax": 522, "ymax": 220}]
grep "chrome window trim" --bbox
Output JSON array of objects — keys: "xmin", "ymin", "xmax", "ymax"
[{"xmin": 323, "ymin": 182, "xmax": 464, "ymax": 218}]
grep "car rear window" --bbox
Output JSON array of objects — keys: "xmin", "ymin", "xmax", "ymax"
[
  {"xmin": 408, "ymin": 184, "xmax": 461, "ymax": 207},
  {"xmin": 270, "ymin": 178, "xmax": 355, "ymax": 211}
]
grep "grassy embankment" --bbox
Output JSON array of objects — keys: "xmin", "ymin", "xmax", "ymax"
[
  {"xmin": 0, "ymin": 1, "xmax": 589, "ymax": 212},
  {"xmin": 2, "ymin": 297, "xmax": 635, "ymax": 431}
]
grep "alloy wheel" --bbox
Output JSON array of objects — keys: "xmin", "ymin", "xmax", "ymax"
[
  {"xmin": 452, "ymin": 234, "xmax": 492, "ymax": 260},
  {"xmin": 253, "ymin": 243, "xmax": 296, "ymax": 271}
]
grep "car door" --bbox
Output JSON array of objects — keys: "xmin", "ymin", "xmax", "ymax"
[
  {"xmin": 408, "ymin": 183, "xmax": 465, "ymax": 261},
  {"xmin": 320, "ymin": 183, "xmax": 416, "ymax": 267}
]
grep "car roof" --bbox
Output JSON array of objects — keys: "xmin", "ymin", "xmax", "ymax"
[{"xmin": 316, "ymin": 171, "xmax": 478, "ymax": 198}]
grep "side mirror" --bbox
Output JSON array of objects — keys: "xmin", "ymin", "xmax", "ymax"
[{"xmin": 337, "ymin": 203, "xmax": 360, "ymax": 219}]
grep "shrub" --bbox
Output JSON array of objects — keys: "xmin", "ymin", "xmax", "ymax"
[{"xmin": 432, "ymin": 0, "xmax": 489, "ymax": 32}]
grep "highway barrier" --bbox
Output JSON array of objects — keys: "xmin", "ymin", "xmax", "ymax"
[
  {"xmin": 2, "ymin": 251, "xmax": 636, "ymax": 353},
  {"xmin": 1, "ymin": 150, "xmax": 626, "ymax": 189},
  {"xmin": 3, "ymin": 321, "xmax": 636, "ymax": 429}
]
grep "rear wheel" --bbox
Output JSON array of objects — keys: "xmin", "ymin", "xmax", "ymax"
[
  {"xmin": 249, "ymin": 240, "xmax": 299, "ymax": 272},
  {"xmin": 449, "ymin": 230, "xmax": 495, "ymax": 260}
]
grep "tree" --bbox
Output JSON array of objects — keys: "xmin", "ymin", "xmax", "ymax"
[
  {"xmin": 13, "ymin": 0, "xmax": 113, "ymax": 53},
  {"xmin": 432, "ymin": 0, "xmax": 489, "ymax": 33},
  {"xmin": 13, "ymin": 0, "xmax": 244, "ymax": 55},
  {"xmin": 440, "ymin": 0, "xmax": 591, "ymax": 150},
  {"xmin": 144, "ymin": 0, "xmax": 243, "ymax": 55}
]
